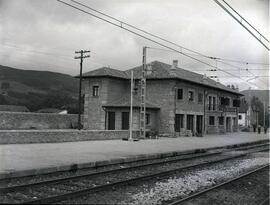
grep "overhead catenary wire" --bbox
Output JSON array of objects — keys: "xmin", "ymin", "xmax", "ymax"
[
  {"xmin": 213, "ymin": 0, "xmax": 269, "ymax": 50},
  {"xmin": 148, "ymin": 46, "xmax": 268, "ymax": 88},
  {"xmin": 70, "ymin": 0, "xmax": 269, "ymax": 66},
  {"xmin": 56, "ymin": 0, "xmax": 266, "ymax": 89},
  {"xmin": 222, "ymin": 0, "xmax": 269, "ymax": 43}
]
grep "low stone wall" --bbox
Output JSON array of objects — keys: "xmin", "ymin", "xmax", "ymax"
[
  {"xmin": 0, "ymin": 112, "xmax": 78, "ymax": 130},
  {"xmin": 0, "ymin": 130, "xmax": 140, "ymax": 144}
]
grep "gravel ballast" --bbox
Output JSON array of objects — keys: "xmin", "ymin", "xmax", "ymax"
[{"xmin": 62, "ymin": 153, "xmax": 269, "ymax": 204}]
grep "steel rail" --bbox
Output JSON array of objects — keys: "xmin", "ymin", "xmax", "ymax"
[
  {"xmin": 0, "ymin": 151, "xmax": 223, "ymax": 193},
  {"xmin": 22, "ymin": 147, "xmax": 269, "ymax": 204},
  {"xmin": 1, "ymin": 142, "xmax": 268, "ymax": 192},
  {"xmin": 167, "ymin": 164, "xmax": 269, "ymax": 205}
]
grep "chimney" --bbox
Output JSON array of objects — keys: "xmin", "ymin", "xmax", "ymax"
[{"xmin": 170, "ymin": 60, "xmax": 178, "ymax": 76}]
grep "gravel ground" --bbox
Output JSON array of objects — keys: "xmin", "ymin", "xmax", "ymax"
[
  {"xmin": 61, "ymin": 152, "xmax": 269, "ymax": 204},
  {"xmin": 181, "ymin": 166, "xmax": 269, "ymax": 205}
]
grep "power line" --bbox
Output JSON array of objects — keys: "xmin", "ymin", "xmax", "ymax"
[
  {"xmin": 213, "ymin": 0, "xmax": 269, "ymax": 50},
  {"xmin": 56, "ymin": 0, "xmax": 266, "ymax": 89},
  {"xmin": 70, "ymin": 0, "xmax": 269, "ymax": 65},
  {"xmin": 222, "ymin": 0, "xmax": 269, "ymax": 43},
  {"xmin": 148, "ymin": 47, "xmax": 268, "ymax": 86},
  {"xmin": 148, "ymin": 46, "xmax": 269, "ymax": 66}
]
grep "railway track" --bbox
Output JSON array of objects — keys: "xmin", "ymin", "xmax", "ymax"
[
  {"xmin": 167, "ymin": 164, "xmax": 269, "ymax": 205},
  {"xmin": 0, "ymin": 142, "xmax": 268, "ymax": 204}
]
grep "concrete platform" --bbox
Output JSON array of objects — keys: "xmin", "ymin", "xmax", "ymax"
[{"xmin": 0, "ymin": 132, "xmax": 269, "ymax": 179}]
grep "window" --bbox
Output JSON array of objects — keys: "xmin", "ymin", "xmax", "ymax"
[
  {"xmin": 92, "ymin": 86, "xmax": 99, "ymax": 97},
  {"xmin": 198, "ymin": 93, "xmax": 203, "ymax": 103},
  {"xmin": 133, "ymin": 87, "xmax": 138, "ymax": 95},
  {"xmin": 208, "ymin": 96, "xmax": 212, "ymax": 110},
  {"xmin": 219, "ymin": 117, "xmax": 224, "ymax": 125},
  {"xmin": 209, "ymin": 116, "xmax": 215, "ymax": 125},
  {"xmin": 239, "ymin": 115, "xmax": 242, "ymax": 120},
  {"xmin": 213, "ymin": 97, "xmax": 216, "ymax": 110},
  {"xmin": 188, "ymin": 90, "xmax": 194, "ymax": 101},
  {"xmin": 177, "ymin": 89, "xmax": 183, "ymax": 100},
  {"xmin": 146, "ymin": 113, "xmax": 150, "ymax": 125}
]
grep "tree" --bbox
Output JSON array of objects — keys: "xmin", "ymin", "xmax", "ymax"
[{"xmin": 250, "ymin": 96, "xmax": 264, "ymax": 126}]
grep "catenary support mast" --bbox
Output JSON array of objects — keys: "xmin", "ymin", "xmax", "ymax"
[{"xmin": 140, "ymin": 46, "xmax": 147, "ymax": 138}]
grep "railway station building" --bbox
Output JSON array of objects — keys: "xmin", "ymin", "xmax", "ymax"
[{"xmin": 81, "ymin": 60, "xmax": 242, "ymax": 137}]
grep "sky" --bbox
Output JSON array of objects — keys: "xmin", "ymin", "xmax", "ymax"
[{"xmin": 0, "ymin": 0, "xmax": 269, "ymax": 90}]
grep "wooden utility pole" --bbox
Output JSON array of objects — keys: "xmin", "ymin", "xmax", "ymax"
[
  {"xmin": 75, "ymin": 50, "xmax": 90, "ymax": 130},
  {"xmin": 140, "ymin": 46, "xmax": 147, "ymax": 138}
]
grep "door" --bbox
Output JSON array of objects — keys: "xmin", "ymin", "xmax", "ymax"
[
  {"xmin": 175, "ymin": 114, "xmax": 184, "ymax": 132},
  {"xmin": 187, "ymin": 115, "xmax": 194, "ymax": 132},
  {"xmin": 226, "ymin": 117, "xmax": 231, "ymax": 132},
  {"xmin": 108, "ymin": 112, "xmax": 115, "ymax": 130},
  {"xmin": 196, "ymin": 115, "xmax": 203, "ymax": 135},
  {"xmin": 121, "ymin": 112, "xmax": 129, "ymax": 130}
]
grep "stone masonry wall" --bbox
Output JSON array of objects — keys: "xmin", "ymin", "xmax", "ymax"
[
  {"xmin": 83, "ymin": 78, "xmax": 128, "ymax": 130},
  {"xmin": 0, "ymin": 130, "xmax": 140, "ymax": 144},
  {"xmin": 146, "ymin": 80, "xmax": 175, "ymax": 134},
  {"xmin": 0, "ymin": 112, "xmax": 77, "ymax": 130}
]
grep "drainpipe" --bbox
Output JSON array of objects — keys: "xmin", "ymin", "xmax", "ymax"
[{"xmin": 129, "ymin": 71, "xmax": 133, "ymax": 141}]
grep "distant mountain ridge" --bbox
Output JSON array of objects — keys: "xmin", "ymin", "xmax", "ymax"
[
  {"xmin": 0, "ymin": 65, "xmax": 79, "ymax": 112},
  {"xmin": 240, "ymin": 89, "xmax": 270, "ymax": 105}
]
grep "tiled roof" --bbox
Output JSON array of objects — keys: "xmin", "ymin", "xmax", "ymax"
[
  {"xmin": 82, "ymin": 67, "xmax": 128, "ymax": 79},
  {"xmin": 102, "ymin": 95, "xmax": 160, "ymax": 109},
  {"xmin": 82, "ymin": 61, "xmax": 241, "ymax": 95}
]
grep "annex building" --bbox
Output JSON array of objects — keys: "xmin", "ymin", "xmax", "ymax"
[{"xmin": 81, "ymin": 60, "xmax": 242, "ymax": 137}]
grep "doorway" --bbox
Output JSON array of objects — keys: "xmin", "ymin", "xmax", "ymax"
[
  {"xmin": 196, "ymin": 115, "xmax": 203, "ymax": 136},
  {"xmin": 226, "ymin": 117, "xmax": 231, "ymax": 132},
  {"xmin": 108, "ymin": 112, "xmax": 115, "ymax": 130},
  {"xmin": 187, "ymin": 115, "xmax": 194, "ymax": 134},
  {"xmin": 121, "ymin": 112, "xmax": 129, "ymax": 130},
  {"xmin": 175, "ymin": 114, "xmax": 184, "ymax": 132}
]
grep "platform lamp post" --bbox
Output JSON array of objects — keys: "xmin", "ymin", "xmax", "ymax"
[{"xmin": 129, "ymin": 71, "xmax": 134, "ymax": 141}]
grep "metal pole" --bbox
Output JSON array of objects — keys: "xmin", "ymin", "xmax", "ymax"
[
  {"xmin": 129, "ymin": 71, "xmax": 133, "ymax": 141},
  {"xmin": 263, "ymin": 101, "xmax": 265, "ymax": 127},
  {"xmin": 78, "ymin": 50, "xmax": 83, "ymax": 130},
  {"xmin": 140, "ymin": 46, "xmax": 147, "ymax": 138}
]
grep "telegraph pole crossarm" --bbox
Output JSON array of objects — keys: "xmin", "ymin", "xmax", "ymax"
[{"xmin": 75, "ymin": 50, "xmax": 90, "ymax": 130}]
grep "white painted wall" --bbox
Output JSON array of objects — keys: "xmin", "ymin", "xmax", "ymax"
[{"xmin": 238, "ymin": 113, "xmax": 246, "ymax": 126}]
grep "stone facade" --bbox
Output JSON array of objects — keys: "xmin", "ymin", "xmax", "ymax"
[
  {"xmin": 81, "ymin": 61, "xmax": 241, "ymax": 137},
  {"xmin": 0, "ymin": 130, "xmax": 139, "ymax": 144},
  {"xmin": 82, "ymin": 77, "xmax": 240, "ymax": 136}
]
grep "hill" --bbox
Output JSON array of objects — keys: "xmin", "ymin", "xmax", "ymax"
[
  {"xmin": 0, "ymin": 65, "xmax": 79, "ymax": 112},
  {"xmin": 240, "ymin": 90, "xmax": 269, "ymax": 105}
]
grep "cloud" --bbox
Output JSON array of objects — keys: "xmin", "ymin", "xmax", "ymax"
[{"xmin": 0, "ymin": 0, "xmax": 269, "ymax": 90}]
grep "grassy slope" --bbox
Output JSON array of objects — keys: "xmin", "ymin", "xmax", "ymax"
[{"xmin": 0, "ymin": 65, "xmax": 79, "ymax": 111}]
